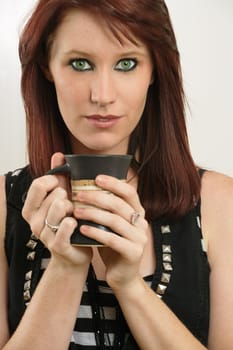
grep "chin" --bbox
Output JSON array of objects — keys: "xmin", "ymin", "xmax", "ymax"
[
  {"xmin": 82, "ymin": 144, "xmax": 126, "ymax": 155},
  {"xmin": 73, "ymin": 135, "xmax": 129, "ymax": 155}
]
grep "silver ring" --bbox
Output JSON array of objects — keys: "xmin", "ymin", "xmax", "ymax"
[
  {"xmin": 45, "ymin": 218, "xmax": 60, "ymax": 233},
  {"xmin": 130, "ymin": 211, "xmax": 140, "ymax": 225}
]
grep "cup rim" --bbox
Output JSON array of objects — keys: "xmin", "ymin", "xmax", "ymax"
[{"xmin": 65, "ymin": 154, "xmax": 132, "ymax": 159}]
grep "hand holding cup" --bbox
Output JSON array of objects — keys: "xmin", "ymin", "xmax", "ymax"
[{"xmin": 47, "ymin": 154, "xmax": 132, "ymax": 246}]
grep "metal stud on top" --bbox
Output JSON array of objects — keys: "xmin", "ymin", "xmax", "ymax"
[{"xmin": 156, "ymin": 225, "xmax": 173, "ymax": 298}]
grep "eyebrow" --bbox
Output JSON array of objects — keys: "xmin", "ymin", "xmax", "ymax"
[{"xmin": 63, "ymin": 49, "xmax": 148, "ymax": 58}]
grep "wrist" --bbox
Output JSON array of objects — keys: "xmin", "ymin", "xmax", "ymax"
[
  {"xmin": 110, "ymin": 275, "xmax": 146, "ymax": 299},
  {"xmin": 49, "ymin": 253, "xmax": 91, "ymax": 277}
]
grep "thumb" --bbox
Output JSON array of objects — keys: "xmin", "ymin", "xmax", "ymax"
[
  {"xmin": 51, "ymin": 152, "xmax": 65, "ymax": 169},
  {"xmin": 50, "ymin": 152, "xmax": 69, "ymax": 191}
]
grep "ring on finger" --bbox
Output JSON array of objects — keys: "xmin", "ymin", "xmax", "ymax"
[
  {"xmin": 130, "ymin": 211, "xmax": 140, "ymax": 225},
  {"xmin": 45, "ymin": 218, "xmax": 60, "ymax": 233}
]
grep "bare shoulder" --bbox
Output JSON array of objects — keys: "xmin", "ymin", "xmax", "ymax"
[
  {"xmin": 201, "ymin": 170, "xmax": 233, "ymax": 220},
  {"xmin": 201, "ymin": 169, "xmax": 233, "ymax": 196},
  {"xmin": 0, "ymin": 175, "xmax": 6, "ymax": 240},
  {"xmin": 200, "ymin": 174, "xmax": 233, "ymax": 347},
  {"xmin": 200, "ymin": 170, "xmax": 233, "ymax": 263}
]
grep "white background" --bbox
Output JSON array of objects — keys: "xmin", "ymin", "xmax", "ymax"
[{"xmin": 0, "ymin": 0, "xmax": 232, "ymax": 176}]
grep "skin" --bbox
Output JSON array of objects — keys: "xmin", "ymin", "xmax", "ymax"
[
  {"xmin": 0, "ymin": 8, "xmax": 233, "ymax": 350},
  {"xmin": 47, "ymin": 10, "xmax": 154, "ymax": 155}
]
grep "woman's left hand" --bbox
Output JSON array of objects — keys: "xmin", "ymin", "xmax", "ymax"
[{"xmin": 74, "ymin": 174, "xmax": 148, "ymax": 291}]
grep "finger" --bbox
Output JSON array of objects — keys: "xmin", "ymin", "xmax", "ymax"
[
  {"xmin": 51, "ymin": 152, "xmax": 65, "ymax": 169},
  {"xmin": 75, "ymin": 189, "xmax": 137, "ymax": 223},
  {"xmin": 46, "ymin": 198, "xmax": 74, "ymax": 228},
  {"xmin": 95, "ymin": 175, "xmax": 145, "ymax": 216},
  {"xmin": 51, "ymin": 152, "xmax": 69, "ymax": 191},
  {"xmin": 41, "ymin": 215, "xmax": 77, "ymax": 248},
  {"xmin": 50, "ymin": 216, "xmax": 77, "ymax": 247},
  {"xmin": 80, "ymin": 224, "xmax": 147, "ymax": 260},
  {"xmin": 39, "ymin": 198, "xmax": 74, "ymax": 244},
  {"xmin": 22, "ymin": 175, "xmax": 59, "ymax": 220},
  {"xmin": 25, "ymin": 187, "xmax": 69, "ymax": 236},
  {"xmin": 23, "ymin": 152, "xmax": 68, "ymax": 221},
  {"xmin": 75, "ymin": 206, "xmax": 148, "ymax": 242}
]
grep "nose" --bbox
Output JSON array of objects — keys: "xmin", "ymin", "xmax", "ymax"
[{"xmin": 90, "ymin": 70, "xmax": 116, "ymax": 106}]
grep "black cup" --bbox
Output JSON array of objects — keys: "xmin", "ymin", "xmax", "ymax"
[{"xmin": 47, "ymin": 154, "xmax": 132, "ymax": 246}]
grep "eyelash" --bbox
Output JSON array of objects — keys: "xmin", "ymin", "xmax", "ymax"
[
  {"xmin": 69, "ymin": 58, "xmax": 138, "ymax": 72},
  {"xmin": 69, "ymin": 59, "xmax": 92, "ymax": 71},
  {"xmin": 115, "ymin": 58, "xmax": 138, "ymax": 71}
]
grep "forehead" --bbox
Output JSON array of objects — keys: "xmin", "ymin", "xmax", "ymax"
[{"xmin": 49, "ymin": 8, "xmax": 147, "ymax": 55}]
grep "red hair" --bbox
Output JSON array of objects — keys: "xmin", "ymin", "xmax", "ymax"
[{"xmin": 19, "ymin": 0, "xmax": 200, "ymax": 220}]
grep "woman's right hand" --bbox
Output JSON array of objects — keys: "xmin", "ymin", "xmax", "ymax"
[{"xmin": 22, "ymin": 152, "xmax": 92, "ymax": 269}]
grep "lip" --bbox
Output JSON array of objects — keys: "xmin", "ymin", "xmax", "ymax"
[{"xmin": 85, "ymin": 114, "xmax": 122, "ymax": 128}]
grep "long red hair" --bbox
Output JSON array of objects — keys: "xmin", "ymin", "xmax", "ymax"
[{"xmin": 19, "ymin": 0, "xmax": 200, "ymax": 220}]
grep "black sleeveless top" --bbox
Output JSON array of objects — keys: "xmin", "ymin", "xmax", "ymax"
[{"xmin": 4, "ymin": 166, "xmax": 210, "ymax": 348}]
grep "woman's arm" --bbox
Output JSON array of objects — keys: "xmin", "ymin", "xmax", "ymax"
[
  {"xmin": 0, "ymin": 176, "xmax": 10, "ymax": 347},
  {"xmin": 0, "ymin": 155, "xmax": 93, "ymax": 350},
  {"xmin": 74, "ymin": 171, "xmax": 233, "ymax": 350},
  {"xmin": 4, "ymin": 256, "xmax": 89, "ymax": 350},
  {"xmin": 114, "ymin": 171, "xmax": 233, "ymax": 350},
  {"xmin": 74, "ymin": 174, "xmax": 207, "ymax": 349},
  {"xmin": 114, "ymin": 277, "xmax": 207, "ymax": 350},
  {"xmin": 201, "ymin": 171, "xmax": 233, "ymax": 350}
]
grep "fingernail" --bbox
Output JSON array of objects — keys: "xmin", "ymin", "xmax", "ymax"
[
  {"xmin": 96, "ymin": 175, "xmax": 107, "ymax": 184},
  {"xmin": 80, "ymin": 225, "xmax": 89, "ymax": 233}
]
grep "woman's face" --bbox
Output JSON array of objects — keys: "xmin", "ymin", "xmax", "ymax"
[{"xmin": 48, "ymin": 9, "xmax": 153, "ymax": 155}]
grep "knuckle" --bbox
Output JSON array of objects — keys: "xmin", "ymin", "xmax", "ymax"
[
  {"xmin": 104, "ymin": 231, "xmax": 117, "ymax": 247},
  {"xmin": 50, "ymin": 199, "xmax": 73, "ymax": 218},
  {"xmin": 31, "ymin": 177, "xmax": 45, "ymax": 193},
  {"xmin": 134, "ymin": 244, "xmax": 144, "ymax": 260},
  {"xmin": 140, "ymin": 207, "xmax": 146, "ymax": 218},
  {"xmin": 52, "ymin": 198, "xmax": 67, "ymax": 215},
  {"xmin": 62, "ymin": 216, "xmax": 77, "ymax": 229},
  {"xmin": 125, "ymin": 185, "xmax": 136, "ymax": 198},
  {"xmin": 103, "ymin": 193, "xmax": 118, "ymax": 212},
  {"xmin": 142, "ymin": 217, "xmax": 148, "ymax": 230},
  {"xmin": 54, "ymin": 186, "xmax": 67, "ymax": 198},
  {"xmin": 30, "ymin": 217, "xmax": 43, "ymax": 235},
  {"xmin": 22, "ymin": 205, "xmax": 30, "ymax": 221}
]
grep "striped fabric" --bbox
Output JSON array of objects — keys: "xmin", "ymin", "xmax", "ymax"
[{"xmin": 41, "ymin": 256, "xmax": 152, "ymax": 349}]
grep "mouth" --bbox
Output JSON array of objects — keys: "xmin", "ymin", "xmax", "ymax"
[{"xmin": 85, "ymin": 114, "xmax": 122, "ymax": 128}]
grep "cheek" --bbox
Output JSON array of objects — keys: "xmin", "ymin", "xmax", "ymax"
[
  {"xmin": 54, "ymin": 79, "xmax": 87, "ymax": 114},
  {"xmin": 129, "ymin": 83, "xmax": 150, "ymax": 115},
  {"xmin": 128, "ymin": 68, "xmax": 152, "ymax": 106},
  {"xmin": 54, "ymin": 86, "xmax": 71, "ymax": 118}
]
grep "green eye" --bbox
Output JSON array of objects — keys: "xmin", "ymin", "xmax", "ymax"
[
  {"xmin": 115, "ymin": 59, "xmax": 137, "ymax": 71},
  {"xmin": 70, "ymin": 59, "xmax": 92, "ymax": 71}
]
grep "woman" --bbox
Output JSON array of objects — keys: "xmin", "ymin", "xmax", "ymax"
[{"xmin": 0, "ymin": 0, "xmax": 233, "ymax": 349}]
